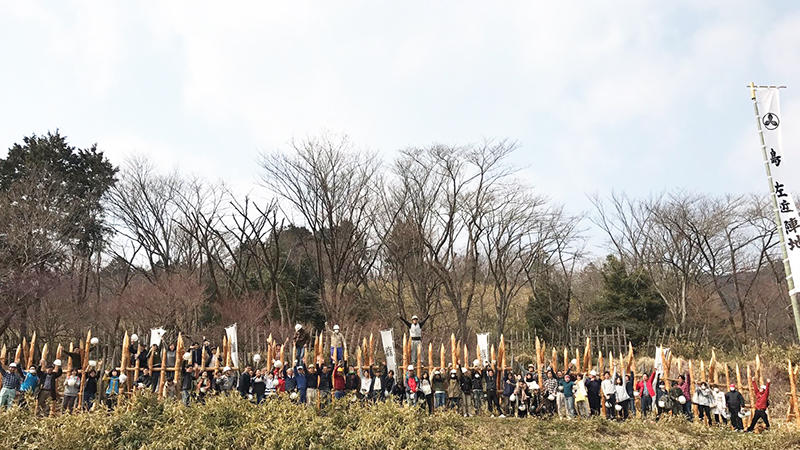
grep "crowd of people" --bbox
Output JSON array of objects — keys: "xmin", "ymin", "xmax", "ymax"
[{"xmin": 0, "ymin": 322, "xmax": 775, "ymax": 433}]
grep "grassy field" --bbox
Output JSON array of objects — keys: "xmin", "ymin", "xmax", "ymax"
[{"xmin": 0, "ymin": 394, "xmax": 796, "ymax": 449}]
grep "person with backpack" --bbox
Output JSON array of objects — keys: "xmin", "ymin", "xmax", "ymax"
[
  {"xmin": 725, "ymin": 383, "xmax": 745, "ymax": 431},
  {"xmin": 746, "ymin": 378, "xmax": 771, "ymax": 432}
]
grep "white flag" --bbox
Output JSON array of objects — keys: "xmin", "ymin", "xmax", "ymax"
[
  {"xmin": 755, "ymin": 88, "xmax": 800, "ymax": 295},
  {"xmin": 477, "ymin": 333, "xmax": 490, "ymax": 365},
  {"xmin": 380, "ymin": 329, "xmax": 396, "ymax": 373},
  {"xmin": 149, "ymin": 327, "xmax": 166, "ymax": 347},
  {"xmin": 225, "ymin": 324, "xmax": 239, "ymax": 369},
  {"xmin": 654, "ymin": 347, "xmax": 671, "ymax": 377}
]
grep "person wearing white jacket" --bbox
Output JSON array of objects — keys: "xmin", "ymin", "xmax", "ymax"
[
  {"xmin": 693, "ymin": 382, "xmax": 714, "ymax": 426},
  {"xmin": 614, "ymin": 372, "xmax": 630, "ymax": 421},
  {"xmin": 601, "ymin": 370, "xmax": 617, "ymax": 419},
  {"xmin": 711, "ymin": 387, "xmax": 728, "ymax": 426}
]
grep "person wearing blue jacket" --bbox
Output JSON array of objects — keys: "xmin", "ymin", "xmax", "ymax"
[
  {"xmin": 501, "ymin": 371, "xmax": 515, "ymax": 417},
  {"xmin": 20, "ymin": 365, "xmax": 39, "ymax": 407},
  {"xmin": 295, "ymin": 365, "xmax": 308, "ymax": 403}
]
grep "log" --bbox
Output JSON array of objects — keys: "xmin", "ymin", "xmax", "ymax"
[
  {"xmin": 450, "ymin": 334, "xmax": 456, "ymax": 368},
  {"xmin": 788, "ymin": 359, "xmax": 800, "ymax": 427},
  {"xmin": 428, "ymin": 343, "xmax": 433, "ymax": 374},
  {"xmin": 158, "ymin": 348, "xmax": 167, "ymax": 398},
  {"xmin": 440, "ymin": 343, "xmax": 446, "ymax": 371},
  {"xmin": 27, "ymin": 332, "xmax": 36, "ymax": 368}
]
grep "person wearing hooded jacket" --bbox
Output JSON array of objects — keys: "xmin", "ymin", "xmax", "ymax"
[
  {"xmin": 746, "ymin": 378, "xmax": 771, "ymax": 432},
  {"xmin": 446, "ymin": 368, "xmax": 462, "ymax": 411},
  {"xmin": 725, "ymin": 383, "xmax": 745, "ymax": 431},
  {"xmin": 693, "ymin": 381, "xmax": 714, "ymax": 426}
]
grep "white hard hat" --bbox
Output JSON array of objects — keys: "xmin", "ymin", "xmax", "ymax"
[
  {"xmin": 590, "ymin": 370, "xmax": 597, "ymax": 376},
  {"xmin": 88, "ymin": 360, "xmax": 97, "ymax": 367},
  {"xmin": 433, "ymin": 370, "xmax": 440, "ymax": 375},
  {"xmin": 678, "ymin": 395, "xmax": 686, "ymax": 404},
  {"xmin": 633, "ymin": 391, "xmax": 640, "ymax": 397},
  {"xmin": 333, "ymin": 325, "xmax": 340, "ymax": 331},
  {"xmin": 605, "ymin": 401, "xmax": 612, "ymax": 408},
  {"xmin": 90, "ymin": 337, "xmax": 99, "ymax": 345},
  {"xmin": 461, "ymin": 367, "xmax": 467, "ymax": 374},
  {"xmin": 274, "ymin": 360, "xmax": 283, "ymax": 369},
  {"xmin": 557, "ymin": 385, "xmax": 564, "ymax": 392},
  {"xmin": 760, "ymin": 385, "xmax": 766, "ymax": 390},
  {"xmin": 295, "ymin": 324, "xmax": 302, "ymax": 331},
  {"xmin": 570, "ymin": 359, "xmax": 577, "ymax": 366},
  {"xmin": 548, "ymin": 394, "xmax": 556, "ymax": 401},
  {"xmin": 252, "ymin": 354, "xmax": 261, "ymax": 363},
  {"xmin": 9, "ymin": 362, "xmax": 16, "ymax": 368},
  {"xmin": 119, "ymin": 373, "xmax": 128, "ymax": 383},
  {"xmin": 411, "ymin": 315, "xmax": 419, "ymax": 320},
  {"xmin": 614, "ymin": 404, "xmax": 623, "ymax": 411},
  {"xmin": 131, "ymin": 334, "xmax": 138, "ymax": 342},
  {"xmin": 53, "ymin": 359, "xmax": 62, "ymax": 367},
  {"xmin": 509, "ymin": 393, "xmax": 517, "ymax": 402},
  {"xmin": 183, "ymin": 352, "xmax": 191, "ymax": 361},
  {"xmin": 290, "ymin": 392, "xmax": 298, "ymax": 400},
  {"xmin": 450, "ymin": 369, "xmax": 457, "ymax": 374},
  {"xmin": 473, "ymin": 359, "xmax": 479, "ymax": 366},
  {"xmin": 658, "ymin": 400, "xmax": 665, "ymax": 408},
  {"xmin": 223, "ymin": 366, "xmax": 231, "ymax": 372},
  {"xmin": 407, "ymin": 365, "xmax": 414, "ymax": 371}
]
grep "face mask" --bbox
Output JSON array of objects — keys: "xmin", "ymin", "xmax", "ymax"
[{"xmin": 729, "ymin": 387, "xmax": 734, "ymax": 392}]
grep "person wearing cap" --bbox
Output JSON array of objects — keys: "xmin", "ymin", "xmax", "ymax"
[
  {"xmin": 399, "ymin": 313, "xmax": 429, "ymax": 364},
  {"xmin": 333, "ymin": 361, "xmax": 347, "ymax": 400},
  {"xmin": 295, "ymin": 364, "xmax": 308, "ymax": 403},
  {"xmin": 405, "ymin": 365, "xmax": 420, "ymax": 406},
  {"xmin": 746, "ymin": 377, "xmax": 771, "ymax": 432},
  {"xmin": 725, "ymin": 383, "xmax": 745, "ymax": 431},
  {"xmin": 445, "ymin": 367, "xmax": 462, "ymax": 411},
  {"xmin": 293, "ymin": 324, "xmax": 310, "ymax": 365},
  {"xmin": 432, "ymin": 369, "xmax": 446, "ymax": 409},
  {"xmin": 129, "ymin": 334, "xmax": 140, "ymax": 366},
  {"xmin": 0, "ymin": 360, "xmax": 22, "ymax": 409},
  {"xmin": 585, "ymin": 370, "xmax": 602, "ymax": 416},
  {"xmin": 305, "ymin": 364, "xmax": 318, "ymax": 406},
  {"xmin": 36, "ymin": 358, "xmax": 62, "ymax": 416},
  {"xmin": 326, "ymin": 322, "xmax": 345, "ymax": 364},
  {"xmin": 636, "ymin": 370, "xmax": 656, "ymax": 417}
]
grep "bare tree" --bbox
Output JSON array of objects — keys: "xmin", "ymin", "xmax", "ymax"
[{"xmin": 260, "ymin": 134, "xmax": 380, "ymax": 324}]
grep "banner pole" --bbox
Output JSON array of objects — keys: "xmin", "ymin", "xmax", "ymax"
[{"xmin": 750, "ymin": 81, "xmax": 800, "ymax": 342}]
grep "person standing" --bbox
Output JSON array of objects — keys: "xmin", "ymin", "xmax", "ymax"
[
  {"xmin": 293, "ymin": 324, "xmax": 310, "ymax": 365},
  {"xmin": 725, "ymin": 384, "xmax": 745, "ymax": 431},
  {"xmin": 238, "ymin": 366, "xmax": 252, "ymax": 400},
  {"xmin": 305, "ymin": 364, "xmax": 319, "ymax": 406},
  {"xmin": 711, "ymin": 387, "xmax": 728, "ymax": 426},
  {"xmin": 470, "ymin": 362, "xmax": 484, "ymax": 415},
  {"xmin": 36, "ymin": 359, "xmax": 63, "ymax": 416},
  {"xmin": 483, "ymin": 367, "xmax": 501, "ymax": 417},
  {"xmin": 677, "ymin": 372, "xmax": 693, "ymax": 420},
  {"xmin": 693, "ymin": 381, "xmax": 714, "ymax": 426},
  {"xmin": 600, "ymin": 371, "xmax": 616, "ymax": 419},
  {"xmin": 0, "ymin": 361, "xmax": 22, "ymax": 409},
  {"xmin": 746, "ymin": 378, "xmax": 771, "ymax": 432},
  {"xmin": 104, "ymin": 369, "xmax": 121, "ymax": 411},
  {"xmin": 82, "ymin": 369, "xmax": 99, "ymax": 411},
  {"xmin": 573, "ymin": 373, "xmax": 590, "ymax": 418},
  {"xmin": 181, "ymin": 361, "xmax": 196, "ymax": 406},
  {"xmin": 399, "ymin": 314, "xmax": 429, "ymax": 364},
  {"xmin": 327, "ymin": 323, "xmax": 345, "ymax": 364},
  {"xmin": 446, "ymin": 368, "xmax": 462, "ymax": 412},
  {"xmin": 432, "ymin": 370, "xmax": 446, "ymax": 410},
  {"xmin": 585, "ymin": 370, "xmax": 602, "ymax": 416},
  {"xmin": 62, "ymin": 369, "xmax": 80, "ymax": 413},
  {"xmin": 560, "ymin": 373, "xmax": 576, "ymax": 418},
  {"xmin": 636, "ymin": 371, "xmax": 656, "ymax": 417}
]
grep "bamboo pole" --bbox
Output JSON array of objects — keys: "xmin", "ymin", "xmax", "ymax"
[
  {"xmin": 724, "ymin": 364, "xmax": 730, "ymax": 387},
  {"xmin": 583, "ymin": 336, "xmax": 591, "ymax": 372},
  {"xmin": 356, "ymin": 345, "xmax": 362, "ymax": 371},
  {"xmin": 369, "ymin": 333, "xmax": 374, "ymax": 366},
  {"xmin": 598, "ymin": 350, "xmax": 604, "ymax": 375},
  {"xmin": 463, "ymin": 343, "xmax": 469, "ymax": 368},
  {"xmin": 535, "ymin": 337, "xmax": 541, "ymax": 370},
  {"xmin": 27, "ymin": 332, "xmax": 36, "ymax": 368},
  {"xmin": 499, "ymin": 335, "xmax": 506, "ymax": 371},
  {"xmin": 40, "ymin": 343, "xmax": 48, "ymax": 364},
  {"xmin": 663, "ymin": 348, "xmax": 671, "ymax": 389},
  {"xmin": 78, "ymin": 330, "xmax": 91, "ymax": 406},
  {"xmin": 0, "ymin": 344, "xmax": 6, "ymax": 365},
  {"xmin": 428, "ymin": 343, "xmax": 433, "ymax": 374},
  {"xmin": 158, "ymin": 348, "xmax": 167, "ymax": 398},
  {"xmin": 575, "ymin": 347, "xmax": 581, "ymax": 374},
  {"xmin": 689, "ymin": 360, "xmax": 698, "ymax": 421},
  {"xmin": 563, "ymin": 347, "xmax": 568, "ymax": 373},
  {"xmin": 788, "ymin": 359, "xmax": 800, "ymax": 427},
  {"xmin": 14, "ymin": 344, "xmax": 21, "ymax": 365},
  {"xmin": 746, "ymin": 365, "xmax": 754, "ymax": 428},
  {"xmin": 174, "ymin": 333, "xmax": 183, "ymax": 393},
  {"xmin": 551, "ymin": 348, "xmax": 557, "ymax": 372}
]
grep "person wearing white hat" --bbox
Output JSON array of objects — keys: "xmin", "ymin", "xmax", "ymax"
[
  {"xmin": 432, "ymin": 369, "xmax": 446, "ymax": 410},
  {"xmin": 325, "ymin": 322, "xmax": 344, "ymax": 364},
  {"xmin": 36, "ymin": 358, "xmax": 63, "ymax": 416},
  {"xmin": 293, "ymin": 324, "xmax": 310, "ymax": 366},
  {"xmin": 0, "ymin": 360, "xmax": 23, "ymax": 409},
  {"xmin": 399, "ymin": 313, "xmax": 429, "ymax": 365},
  {"xmin": 585, "ymin": 370, "xmax": 602, "ymax": 416}
]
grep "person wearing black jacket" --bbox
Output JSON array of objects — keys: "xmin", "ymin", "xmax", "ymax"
[
  {"xmin": 180, "ymin": 361, "xmax": 195, "ymax": 406},
  {"xmin": 585, "ymin": 371, "xmax": 602, "ymax": 416},
  {"xmin": 391, "ymin": 371, "xmax": 406, "ymax": 405},
  {"xmin": 136, "ymin": 368, "xmax": 155, "ymax": 392},
  {"xmin": 318, "ymin": 364, "xmax": 332, "ymax": 407},
  {"xmin": 36, "ymin": 360, "xmax": 62, "ymax": 416},
  {"xmin": 238, "ymin": 366, "xmax": 252, "ymax": 399},
  {"xmin": 725, "ymin": 384, "xmax": 745, "ymax": 431},
  {"xmin": 381, "ymin": 370, "xmax": 396, "ymax": 402},
  {"xmin": 345, "ymin": 366, "xmax": 359, "ymax": 393},
  {"xmin": 82, "ymin": 369, "xmax": 100, "ymax": 411},
  {"xmin": 306, "ymin": 364, "xmax": 319, "ymax": 406},
  {"xmin": 484, "ymin": 368, "xmax": 500, "ymax": 416},
  {"xmin": 625, "ymin": 371, "xmax": 636, "ymax": 417},
  {"xmin": 460, "ymin": 369, "xmax": 473, "ymax": 417}
]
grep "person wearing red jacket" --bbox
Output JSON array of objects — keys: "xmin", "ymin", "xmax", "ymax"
[
  {"xmin": 746, "ymin": 377, "xmax": 771, "ymax": 432},
  {"xmin": 635, "ymin": 370, "xmax": 656, "ymax": 417},
  {"xmin": 333, "ymin": 363, "xmax": 347, "ymax": 400}
]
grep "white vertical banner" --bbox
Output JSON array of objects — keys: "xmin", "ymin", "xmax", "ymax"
[
  {"xmin": 755, "ymin": 88, "xmax": 800, "ymax": 295},
  {"xmin": 380, "ymin": 329, "xmax": 397, "ymax": 373},
  {"xmin": 654, "ymin": 347, "xmax": 671, "ymax": 377},
  {"xmin": 477, "ymin": 333, "xmax": 489, "ymax": 365},
  {"xmin": 149, "ymin": 327, "xmax": 166, "ymax": 347},
  {"xmin": 225, "ymin": 324, "xmax": 239, "ymax": 369}
]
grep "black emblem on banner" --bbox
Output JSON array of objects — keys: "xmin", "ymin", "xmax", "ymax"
[{"xmin": 763, "ymin": 112, "xmax": 780, "ymax": 130}]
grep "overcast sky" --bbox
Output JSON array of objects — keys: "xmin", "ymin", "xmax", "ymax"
[{"xmin": 2, "ymin": 1, "xmax": 800, "ymax": 248}]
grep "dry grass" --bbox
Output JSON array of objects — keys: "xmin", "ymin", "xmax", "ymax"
[{"xmin": 0, "ymin": 393, "xmax": 796, "ymax": 449}]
